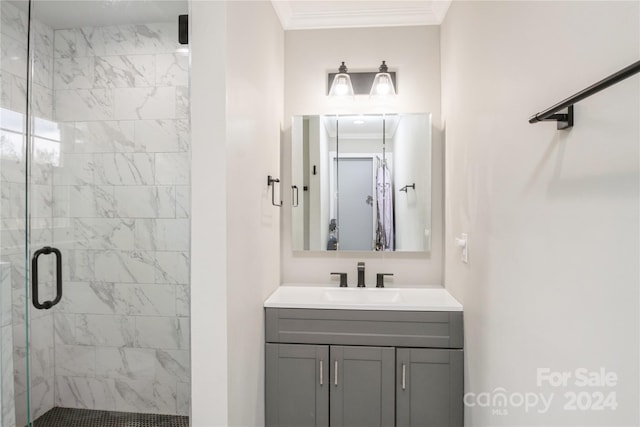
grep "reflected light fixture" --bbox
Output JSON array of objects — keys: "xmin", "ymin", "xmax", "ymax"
[
  {"xmin": 370, "ymin": 61, "xmax": 396, "ymax": 97},
  {"xmin": 327, "ymin": 61, "xmax": 396, "ymax": 99},
  {"xmin": 328, "ymin": 62, "xmax": 354, "ymax": 98}
]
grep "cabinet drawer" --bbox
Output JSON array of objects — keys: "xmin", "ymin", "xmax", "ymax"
[{"xmin": 265, "ymin": 308, "xmax": 463, "ymax": 349}]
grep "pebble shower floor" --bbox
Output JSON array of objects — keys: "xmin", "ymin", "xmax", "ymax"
[{"xmin": 31, "ymin": 407, "xmax": 189, "ymax": 427}]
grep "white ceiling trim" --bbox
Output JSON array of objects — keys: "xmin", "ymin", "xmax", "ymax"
[
  {"xmin": 271, "ymin": 1, "xmax": 452, "ymax": 31},
  {"xmin": 271, "ymin": 1, "xmax": 296, "ymax": 29},
  {"xmin": 431, "ymin": 0, "xmax": 453, "ymax": 24}
]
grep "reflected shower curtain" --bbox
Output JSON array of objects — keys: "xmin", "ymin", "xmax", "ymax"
[{"xmin": 376, "ymin": 163, "xmax": 394, "ymax": 251}]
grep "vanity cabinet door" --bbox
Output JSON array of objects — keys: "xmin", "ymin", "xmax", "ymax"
[
  {"xmin": 396, "ymin": 348, "xmax": 464, "ymax": 427},
  {"xmin": 266, "ymin": 343, "xmax": 329, "ymax": 427},
  {"xmin": 330, "ymin": 346, "xmax": 395, "ymax": 427}
]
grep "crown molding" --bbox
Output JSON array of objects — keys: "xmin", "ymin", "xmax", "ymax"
[
  {"xmin": 431, "ymin": 0, "xmax": 453, "ymax": 24},
  {"xmin": 271, "ymin": 1, "xmax": 295, "ymax": 30}
]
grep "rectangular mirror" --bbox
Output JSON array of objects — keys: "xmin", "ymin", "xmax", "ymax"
[{"xmin": 291, "ymin": 114, "xmax": 431, "ymax": 252}]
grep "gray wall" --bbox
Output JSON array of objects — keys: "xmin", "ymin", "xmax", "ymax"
[
  {"xmin": 190, "ymin": 1, "xmax": 285, "ymax": 426},
  {"xmin": 283, "ymin": 25, "xmax": 443, "ymax": 286},
  {"xmin": 226, "ymin": 2, "xmax": 284, "ymax": 425},
  {"xmin": 441, "ymin": 1, "xmax": 639, "ymax": 425}
]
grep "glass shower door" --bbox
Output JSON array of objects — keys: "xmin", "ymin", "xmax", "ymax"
[
  {"xmin": 1, "ymin": 1, "xmax": 33, "ymax": 425},
  {"xmin": 1, "ymin": 0, "xmax": 191, "ymax": 425}
]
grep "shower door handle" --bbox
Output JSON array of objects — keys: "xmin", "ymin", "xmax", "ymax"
[{"xmin": 32, "ymin": 246, "xmax": 62, "ymax": 310}]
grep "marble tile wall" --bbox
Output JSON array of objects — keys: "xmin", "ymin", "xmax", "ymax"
[
  {"xmin": 2, "ymin": 1, "xmax": 190, "ymax": 420},
  {"xmin": 1, "ymin": 263, "xmax": 16, "ymax": 427},
  {"xmin": 51, "ymin": 22, "xmax": 190, "ymax": 416},
  {"xmin": 1, "ymin": 1, "xmax": 57, "ymax": 424}
]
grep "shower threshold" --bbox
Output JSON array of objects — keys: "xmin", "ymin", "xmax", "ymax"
[{"xmin": 31, "ymin": 407, "xmax": 189, "ymax": 427}]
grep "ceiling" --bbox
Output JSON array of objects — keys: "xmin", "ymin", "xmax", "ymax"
[
  {"xmin": 271, "ymin": 0, "xmax": 452, "ymax": 30},
  {"xmin": 11, "ymin": 1, "xmax": 449, "ymax": 31},
  {"xmin": 9, "ymin": 0, "xmax": 186, "ymax": 29}
]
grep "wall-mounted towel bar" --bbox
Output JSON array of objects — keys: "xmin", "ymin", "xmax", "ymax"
[
  {"xmin": 399, "ymin": 183, "xmax": 415, "ymax": 192},
  {"xmin": 267, "ymin": 175, "xmax": 282, "ymax": 207},
  {"xmin": 529, "ymin": 60, "xmax": 640, "ymax": 129}
]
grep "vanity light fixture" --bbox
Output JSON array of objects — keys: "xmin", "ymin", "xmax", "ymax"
[
  {"xmin": 328, "ymin": 62, "xmax": 355, "ymax": 98},
  {"xmin": 327, "ymin": 61, "xmax": 397, "ymax": 98},
  {"xmin": 370, "ymin": 61, "xmax": 396, "ymax": 97}
]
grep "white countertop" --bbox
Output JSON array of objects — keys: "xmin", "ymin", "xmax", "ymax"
[{"xmin": 264, "ymin": 285, "xmax": 463, "ymax": 311}]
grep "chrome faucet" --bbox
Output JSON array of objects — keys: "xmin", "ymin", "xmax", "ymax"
[{"xmin": 357, "ymin": 262, "xmax": 365, "ymax": 287}]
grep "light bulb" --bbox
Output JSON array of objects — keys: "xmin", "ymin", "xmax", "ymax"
[
  {"xmin": 329, "ymin": 73, "xmax": 354, "ymax": 98},
  {"xmin": 334, "ymin": 77, "xmax": 349, "ymax": 96},
  {"xmin": 376, "ymin": 76, "xmax": 391, "ymax": 95},
  {"xmin": 369, "ymin": 61, "xmax": 396, "ymax": 98}
]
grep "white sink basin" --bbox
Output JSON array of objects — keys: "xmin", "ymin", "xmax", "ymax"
[
  {"xmin": 322, "ymin": 289, "xmax": 402, "ymax": 304},
  {"xmin": 264, "ymin": 285, "xmax": 462, "ymax": 311}
]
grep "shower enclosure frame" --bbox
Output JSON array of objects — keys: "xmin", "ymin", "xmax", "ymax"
[{"xmin": 0, "ymin": 0, "xmax": 192, "ymax": 424}]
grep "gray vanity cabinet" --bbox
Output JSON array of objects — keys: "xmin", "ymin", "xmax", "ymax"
[
  {"xmin": 266, "ymin": 343, "xmax": 329, "ymax": 427},
  {"xmin": 396, "ymin": 348, "xmax": 464, "ymax": 427},
  {"xmin": 330, "ymin": 346, "xmax": 395, "ymax": 427},
  {"xmin": 265, "ymin": 344, "xmax": 395, "ymax": 427},
  {"xmin": 265, "ymin": 308, "xmax": 464, "ymax": 427}
]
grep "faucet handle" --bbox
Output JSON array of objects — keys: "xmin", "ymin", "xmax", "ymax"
[
  {"xmin": 330, "ymin": 272, "xmax": 348, "ymax": 287},
  {"xmin": 356, "ymin": 262, "xmax": 366, "ymax": 287},
  {"xmin": 376, "ymin": 273, "xmax": 393, "ymax": 288}
]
